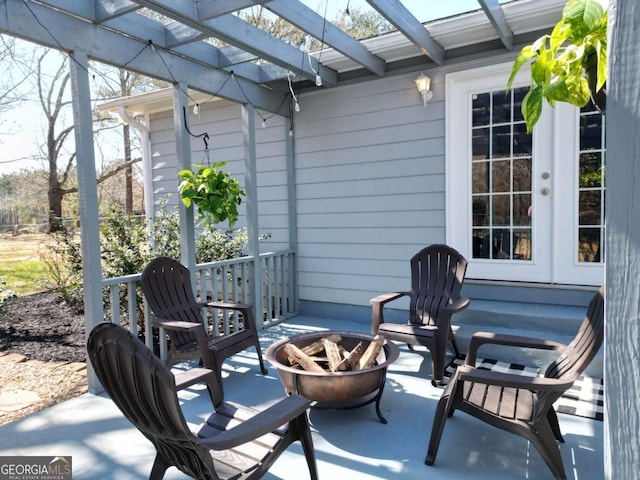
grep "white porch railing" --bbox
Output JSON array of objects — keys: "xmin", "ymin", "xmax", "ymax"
[{"xmin": 101, "ymin": 249, "xmax": 297, "ymax": 358}]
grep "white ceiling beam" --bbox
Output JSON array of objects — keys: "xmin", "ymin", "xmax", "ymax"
[
  {"xmin": 196, "ymin": 0, "xmax": 274, "ymax": 19},
  {"xmin": 264, "ymin": 0, "xmax": 386, "ymax": 76},
  {"xmin": 130, "ymin": 0, "xmax": 338, "ymax": 86},
  {"xmin": 0, "ymin": 0, "xmax": 288, "ymax": 114},
  {"xmin": 365, "ymin": 0, "xmax": 444, "ymax": 65},
  {"xmin": 477, "ymin": 0, "xmax": 514, "ymax": 50},
  {"xmin": 93, "ymin": 0, "xmax": 141, "ymax": 22},
  {"xmin": 27, "ymin": 0, "xmax": 281, "ymax": 86}
]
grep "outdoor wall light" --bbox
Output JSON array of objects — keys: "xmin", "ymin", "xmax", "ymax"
[{"xmin": 415, "ymin": 72, "xmax": 433, "ymax": 107}]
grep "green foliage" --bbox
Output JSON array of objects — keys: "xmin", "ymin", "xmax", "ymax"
[
  {"xmin": 149, "ymin": 200, "xmax": 250, "ymax": 263},
  {"xmin": 150, "ymin": 200, "xmax": 181, "ymax": 260},
  {"xmin": 100, "ymin": 206, "xmax": 150, "ymax": 279},
  {"xmin": 39, "ymin": 205, "xmax": 256, "ymax": 324},
  {"xmin": 39, "ymin": 221, "xmax": 84, "ymax": 307},
  {"xmin": 178, "ymin": 162, "xmax": 246, "ymax": 229},
  {"xmin": 0, "ymin": 278, "xmax": 16, "ymax": 314},
  {"xmin": 196, "ymin": 228, "xmax": 248, "ymax": 264},
  {"xmin": 99, "ymin": 207, "xmax": 151, "ymax": 328},
  {"xmin": 507, "ymin": 0, "xmax": 607, "ymax": 131},
  {"xmin": 580, "ymin": 168, "xmax": 604, "ymax": 187}
]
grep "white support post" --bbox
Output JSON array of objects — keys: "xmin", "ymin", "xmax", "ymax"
[
  {"xmin": 69, "ymin": 50, "xmax": 104, "ymax": 394},
  {"xmin": 241, "ymin": 103, "xmax": 262, "ymax": 328},
  {"xmin": 173, "ymin": 83, "xmax": 196, "ymax": 280},
  {"xmin": 605, "ymin": 0, "xmax": 640, "ymax": 477},
  {"xmin": 285, "ymin": 116, "xmax": 299, "ymax": 312}
]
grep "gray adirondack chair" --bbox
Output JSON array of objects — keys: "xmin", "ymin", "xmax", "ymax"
[
  {"xmin": 141, "ymin": 257, "xmax": 267, "ymax": 391},
  {"xmin": 426, "ymin": 286, "xmax": 605, "ymax": 480},
  {"xmin": 371, "ymin": 244, "xmax": 469, "ymax": 386},
  {"xmin": 87, "ymin": 322, "xmax": 318, "ymax": 480}
]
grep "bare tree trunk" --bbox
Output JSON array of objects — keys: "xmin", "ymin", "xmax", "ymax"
[
  {"xmin": 120, "ymin": 69, "xmax": 133, "ymax": 214},
  {"xmin": 48, "ymin": 118, "xmax": 62, "ymax": 233},
  {"xmin": 124, "ymin": 124, "xmax": 133, "ymax": 214}
]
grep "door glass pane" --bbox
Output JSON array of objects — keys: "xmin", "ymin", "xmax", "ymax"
[
  {"xmin": 492, "ymin": 91, "xmax": 510, "ymax": 123},
  {"xmin": 492, "ymin": 195, "xmax": 510, "ymax": 226},
  {"xmin": 473, "ymin": 228, "xmax": 490, "ymax": 258},
  {"xmin": 472, "ymin": 93, "xmax": 491, "ymax": 126},
  {"xmin": 513, "ymin": 193, "xmax": 531, "ymax": 226},
  {"xmin": 513, "ymin": 228, "xmax": 532, "ymax": 260},
  {"xmin": 472, "ymin": 162, "xmax": 489, "ymax": 194},
  {"xmin": 513, "ymin": 158, "xmax": 532, "ymax": 191},
  {"xmin": 491, "ymin": 160, "xmax": 510, "ymax": 192},
  {"xmin": 492, "ymin": 125, "xmax": 512, "ymax": 158},
  {"xmin": 472, "ymin": 128, "xmax": 490, "ymax": 159},
  {"xmin": 577, "ymin": 105, "xmax": 605, "ymax": 263},
  {"xmin": 470, "ymin": 88, "xmax": 532, "ymax": 260},
  {"xmin": 579, "ymin": 228, "xmax": 602, "ymax": 262},
  {"xmin": 472, "ymin": 196, "xmax": 489, "ymax": 226}
]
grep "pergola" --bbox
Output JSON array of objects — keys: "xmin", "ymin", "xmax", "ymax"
[
  {"xmin": 0, "ymin": 0, "xmax": 531, "ymax": 111},
  {"xmin": 0, "ymin": 1, "xmax": 638, "ymax": 477},
  {"xmin": 1, "ymin": 0, "xmax": 559, "ymax": 383}
]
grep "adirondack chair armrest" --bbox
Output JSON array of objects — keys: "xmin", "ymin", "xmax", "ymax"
[
  {"xmin": 199, "ymin": 395, "xmax": 311, "ymax": 450},
  {"xmin": 175, "ymin": 367, "xmax": 224, "ymax": 406},
  {"xmin": 174, "ymin": 367, "xmax": 217, "ymax": 391},
  {"xmin": 370, "ymin": 292, "xmax": 408, "ymax": 307},
  {"xmin": 203, "ymin": 301, "xmax": 251, "ymax": 312},
  {"xmin": 370, "ymin": 292, "xmax": 411, "ymax": 331},
  {"xmin": 203, "ymin": 301, "xmax": 257, "ymax": 330},
  {"xmin": 457, "ymin": 365, "xmax": 574, "ymax": 392},
  {"xmin": 466, "ymin": 331, "xmax": 567, "ymax": 365},
  {"xmin": 151, "ymin": 317, "xmax": 203, "ymax": 332},
  {"xmin": 441, "ymin": 296, "xmax": 470, "ymax": 314},
  {"xmin": 151, "ymin": 317, "xmax": 211, "ymax": 350}
]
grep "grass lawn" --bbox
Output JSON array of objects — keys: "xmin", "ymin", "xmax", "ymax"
[{"xmin": 0, "ymin": 234, "xmax": 52, "ymax": 296}]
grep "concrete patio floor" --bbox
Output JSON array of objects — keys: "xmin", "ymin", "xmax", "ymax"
[{"xmin": 0, "ymin": 315, "xmax": 603, "ymax": 479}]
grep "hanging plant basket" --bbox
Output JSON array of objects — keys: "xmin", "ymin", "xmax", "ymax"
[{"xmin": 178, "ymin": 162, "xmax": 246, "ymax": 228}]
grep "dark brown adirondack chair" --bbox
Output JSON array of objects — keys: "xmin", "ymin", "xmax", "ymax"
[
  {"xmin": 426, "ymin": 286, "xmax": 605, "ymax": 480},
  {"xmin": 370, "ymin": 244, "xmax": 469, "ymax": 386},
  {"xmin": 141, "ymin": 257, "xmax": 267, "ymax": 389},
  {"xmin": 87, "ymin": 322, "xmax": 318, "ymax": 480}
]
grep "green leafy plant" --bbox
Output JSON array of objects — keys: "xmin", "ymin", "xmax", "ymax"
[
  {"xmin": 150, "ymin": 199, "xmax": 181, "ymax": 260},
  {"xmin": 178, "ymin": 162, "xmax": 246, "ymax": 228},
  {"xmin": 0, "ymin": 278, "xmax": 16, "ymax": 314},
  {"xmin": 508, "ymin": 0, "xmax": 607, "ymax": 131},
  {"xmin": 39, "ymin": 221, "xmax": 84, "ymax": 308},
  {"xmin": 196, "ymin": 228, "xmax": 248, "ymax": 264}
]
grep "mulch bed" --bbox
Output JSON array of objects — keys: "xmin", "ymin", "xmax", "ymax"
[{"xmin": 0, "ymin": 290, "xmax": 86, "ymax": 363}]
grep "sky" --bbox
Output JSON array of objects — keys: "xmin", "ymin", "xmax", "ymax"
[{"xmin": 0, "ymin": 0, "xmax": 494, "ymax": 176}]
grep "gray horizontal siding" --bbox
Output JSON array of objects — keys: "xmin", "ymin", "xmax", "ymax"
[
  {"xmin": 148, "ymin": 99, "xmax": 290, "ymax": 253},
  {"xmin": 293, "ymin": 71, "xmax": 447, "ymax": 308},
  {"xmin": 143, "ymin": 52, "xmax": 523, "ymax": 313}
]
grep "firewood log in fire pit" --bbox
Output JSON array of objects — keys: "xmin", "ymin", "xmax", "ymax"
[{"xmin": 283, "ymin": 334, "xmax": 385, "ymax": 373}]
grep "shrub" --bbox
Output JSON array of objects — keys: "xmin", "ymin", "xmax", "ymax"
[
  {"xmin": 100, "ymin": 207, "xmax": 151, "ymax": 327},
  {"xmin": 196, "ymin": 227, "xmax": 248, "ymax": 263},
  {"xmin": 150, "ymin": 200, "xmax": 181, "ymax": 261},
  {"xmin": 100, "ymin": 207, "xmax": 150, "ymax": 278},
  {"xmin": 40, "ymin": 206, "xmax": 260, "ymax": 329},
  {"xmin": 39, "ymin": 221, "xmax": 84, "ymax": 307},
  {"xmin": 0, "ymin": 278, "xmax": 16, "ymax": 314}
]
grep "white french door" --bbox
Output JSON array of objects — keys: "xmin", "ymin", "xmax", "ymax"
[{"xmin": 446, "ymin": 63, "xmax": 604, "ymax": 286}]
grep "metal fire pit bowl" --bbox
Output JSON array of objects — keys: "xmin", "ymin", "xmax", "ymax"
[{"xmin": 265, "ymin": 330, "xmax": 399, "ymax": 423}]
